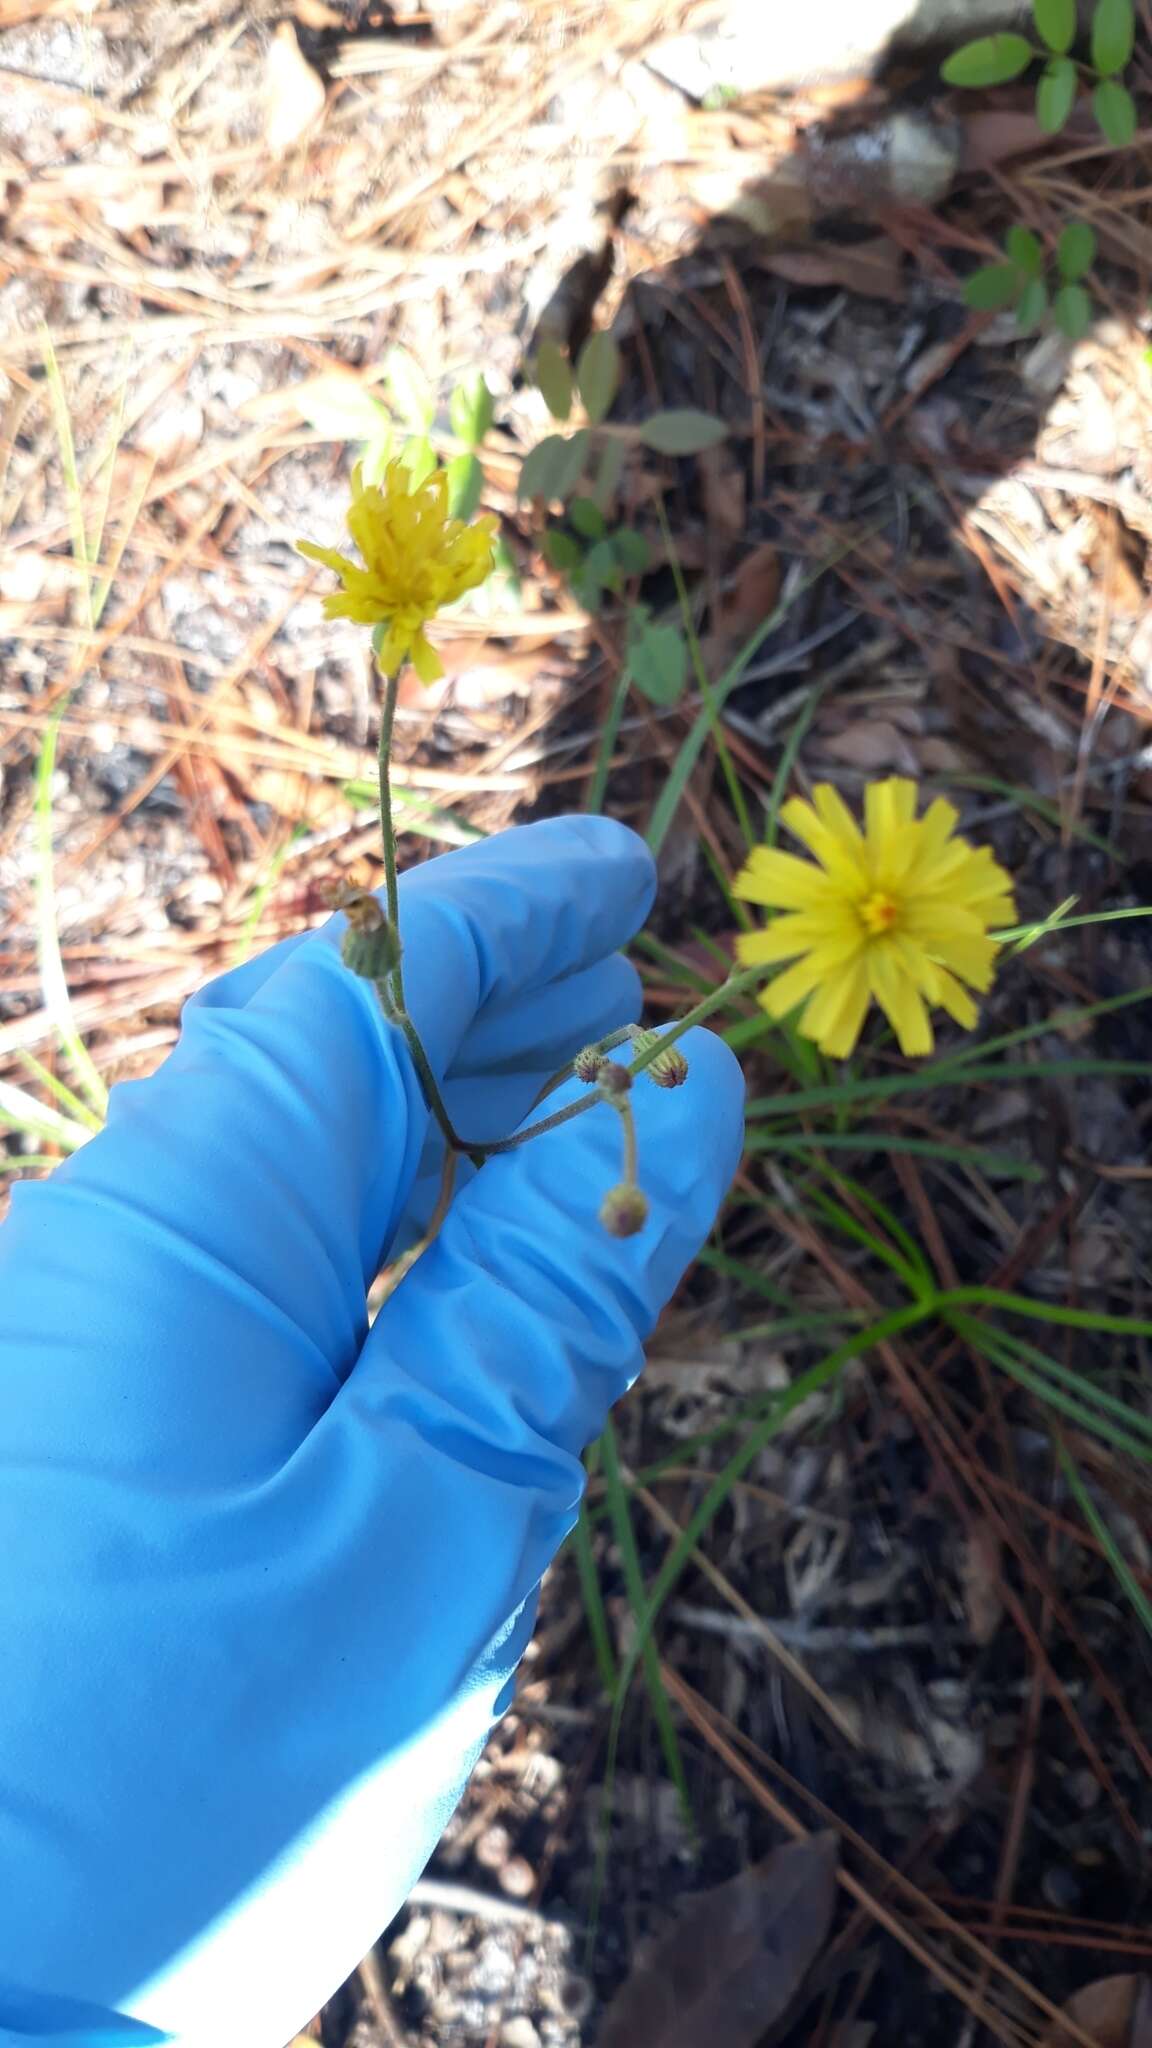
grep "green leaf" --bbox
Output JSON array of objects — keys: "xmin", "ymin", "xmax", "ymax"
[
  {"xmin": 1016, "ymin": 276, "xmax": 1049, "ymax": 330},
  {"xmin": 1052, "ymin": 282, "xmax": 1094, "ymax": 338},
  {"xmin": 359, "ymin": 433, "xmax": 394, "ymax": 487},
  {"xmin": 1033, "ymin": 0, "xmax": 1076, "ymax": 50},
  {"xmin": 569, "ymin": 565, "xmax": 604, "ymax": 614},
  {"xmin": 639, "ymin": 408, "xmax": 728, "ymax": 456},
  {"xmin": 611, "ymin": 527, "xmax": 649, "ymax": 575},
  {"xmin": 533, "ymin": 339, "xmax": 574, "ymax": 422},
  {"xmin": 398, "ymin": 434, "xmax": 435, "ymax": 485},
  {"xmin": 592, "ymin": 434, "xmax": 627, "ymax": 513},
  {"xmin": 385, "ymin": 347, "xmax": 435, "ymax": 433},
  {"xmin": 628, "ymin": 617, "xmax": 687, "ymax": 704},
  {"xmin": 1006, "ymin": 224, "xmax": 1044, "ymax": 274},
  {"xmin": 1093, "ymin": 75, "xmax": 1137, "ymax": 139},
  {"xmin": 575, "ymin": 331, "xmax": 621, "ymax": 425},
  {"xmin": 940, "ymin": 33, "xmax": 1034, "ymax": 84},
  {"xmin": 584, "ymin": 537, "xmax": 621, "ymax": 591},
  {"xmin": 517, "ymin": 428, "xmax": 589, "ymax": 504},
  {"xmin": 1057, "ymin": 220, "xmax": 1096, "ymax": 279},
  {"xmin": 1036, "ymin": 54, "xmax": 1078, "ymax": 129},
  {"xmin": 297, "ymin": 375, "xmax": 392, "ymax": 443},
  {"xmin": 445, "ymin": 452, "xmax": 483, "ymax": 520},
  {"xmin": 1092, "ymin": 0, "xmax": 1134, "ymax": 72},
  {"xmin": 449, "ymin": 373, "xmax": 494, "ymax": 449},
  {"xmin": 570, "ymin": 495, "xmax": 606, "ymax": 540},
  {"xmin": 964, "ymin": 261, "xmax": 1022, "ymax": 310},
  {"xmin": 542, "ymin": 527, "xmax": 582, "ymax": 573}
]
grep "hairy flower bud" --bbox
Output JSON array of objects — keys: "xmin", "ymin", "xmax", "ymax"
[
  {"xmin": 339, "ymin": 892, "xmax": 401, "ymax": 983},
  {"xmin": 631, "ymin": 1028, "xmax": 689, "ymax": 1088},
  {"xmin": 574, "ymin": 1044, "xmax": 607, "ymax": 1084},
  {"xmin": 599, "ymin": 1183, "xmax": 649, "ymax": 1238}
]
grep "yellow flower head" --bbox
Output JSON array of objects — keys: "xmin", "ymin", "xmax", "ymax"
[
  {"xmin": 297, "ymin": 459, "xmax": 497, "ymax": 684},
  {"xmin": 734, "ymin": 778, "xmax": 1016, "ymax": 1060}
]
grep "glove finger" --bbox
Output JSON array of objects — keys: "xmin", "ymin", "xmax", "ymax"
[
  {"xmin": 397, "ymin": 952, "xmax": 642, "ymax": 1245},
  {"xmin": 0, "ymin": 821, "xmax": 654, "ymax": 1468},
  {"xmin": 196, "ymin": 818, "xmax": 651, "ymax": 1095},
  {"xmin": 383, "ymin": 816, "xmax": 653, "ymax": 1077}
]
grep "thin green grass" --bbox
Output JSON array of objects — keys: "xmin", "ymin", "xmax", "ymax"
[
  {"xmin": 645, "ymin": 574, "xmax": 815, "ymax": 856},
  {"xmin": 598, "ymin": 1416, "xmax": 694, "ymax": 1826},
  {"xmin": 16, "ymin": 1048, "xmax": 103, "ymax": 1133},
  {"xmin": 0, "ymin": 1075, "xmax": 92, "ymax": 1153},
  {"xmin": 574, "ymin": 1442, "xmax": 618, "ymax": 1697},
  {"xmin": 584, "ymin": 664, "xmax": 632, "ymax": 817},
  {"xmin": 762, "ymin": 683, "xmax": 824, "ymax": 848},
  {"xmin": 744, "ymin": 1128, "xmax": 1041, "ymax": 1178},
  {"xmin": 656, "ymin": 498, "xmax": 755, "ymax": 853},
  {"xmin": 34, "ymin": 709, "xmax": 108, "ymax": 1122},
  {"xmin": 1058, "ymin": 1443, "xmax": 1152, "ymax": 1647}
]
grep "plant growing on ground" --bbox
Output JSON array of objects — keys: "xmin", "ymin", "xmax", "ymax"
[
  {"xmin": 942, "ymin": 0, "xmax": 1137, "ymax": 146},
  {"xmin": 525, "ymin": 331, "xmax": 727, "ymax": 713},
  {"xmin": 964, "ymin": 220, "xmax": 1097, "ymax": 339}
]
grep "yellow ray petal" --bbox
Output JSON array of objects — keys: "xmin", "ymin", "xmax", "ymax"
[
  {"xmin": 738, "ymin": 914, "xmax": 862, "ymax": 969},
  {"xmin": 800, "ymin": 954, "xmax": 872, "ymax": 1058},
  {"xmin": 297, "ymin": 540, "xmax": 360, "ymax": 578},
  {"xmin": 930, "ymin": 932, "xmax": 999, "ymax": 990},
  {"xmin": 733, "ymin": 846, "xmax": 839, "ymax": 911},
  {"xmin": 410, "ymin": 629, "xmax": 444, "ymax": 685},
  {"xmin": 868, "ymin": 943, "xmax": 933, "ymax": 1056},
  {"xmin": 779, "ymin": 797, "xmax": 868, "ymax": 891},
  {"xmin": 811, "ymin": 783, "xmax": 866, "ymax": 858},
  {"xmin": 760, "ymin": 944, "xmax": 850, "ymax": 1020},
  {"xmin": 931, "ymin": 964, "xmax": 980, "ymax": 1030}
]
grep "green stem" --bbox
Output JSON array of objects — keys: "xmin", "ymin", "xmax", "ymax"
[
  {"xmin": 626, "ymin": 967, "xmax": 764, "ymax": 1077},
  {"xmin": 530, "ymin": 1025, "xmax": 636, "ymax": 1110},
  {"xmin": 458, "ymin": 967, "xmax": 763, "ymax": 1157},
  {"xmin": 375, "ymin": 651, "xmax": 405, "ymax": 1014},
  {"xmin": 618, "ymin": 1097, "xmax": 638, "ymax": 1185},
  {"xmin": 371, "ymin": 639, "xmax": 478, "ymax": 1161}
]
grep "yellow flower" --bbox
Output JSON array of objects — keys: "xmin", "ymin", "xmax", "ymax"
[
  {"xmin": 297, "ymin": 459, "xmax": 497, "ymax": 684},
  {"xmin": 734, "ymin": 778, "xmax": 1016, "ymax": 1059}
]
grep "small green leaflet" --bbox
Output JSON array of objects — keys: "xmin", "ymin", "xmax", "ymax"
[{"xmin": 941, "ymin": 33, "xmax": 1033, "ymax": 84}]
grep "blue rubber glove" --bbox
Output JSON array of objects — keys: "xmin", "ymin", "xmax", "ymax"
[{"xmin": 0, "ymin": 816, "xmax": 744, "ymax": 2048}]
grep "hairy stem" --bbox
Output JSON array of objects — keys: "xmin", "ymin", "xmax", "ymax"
[
  {"xmin": 375, "ymin": 654, "xmax": 405, "ymax": 1013},
  {"xmin": 372, "ymin": 640, "xmax": 476, "ymax": 1160},
  {"xmin": 618, "ymin": 1097, "xmax": 638, "ymax": 1185},
  {"xmin": 375, "ymin": 1147, "xmax": 458, "ymax": 1306},
  {"xmin": 458, "ymin": 967, "xmax": 763, "ymax": 1157}
]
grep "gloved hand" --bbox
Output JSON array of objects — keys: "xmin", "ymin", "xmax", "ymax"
[{"xmin": 0, "ymin": 815, "xmax": 744, "ymax": 2048}]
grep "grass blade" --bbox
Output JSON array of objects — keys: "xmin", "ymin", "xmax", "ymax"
[
  {"xmin": 599, "ymin": 1417, "xmax": 694, "ymax": 1827},
  {"xmin": 585, "ymin": 664, "xmax": 632, "ymax": 816},
  {"xmin": 1059, "ymin": 1444, "xmax": 1152, "ymax": 1645},
  {"xmin": 34, "ymin": 708, "xmax": 108, "ymax": 1120}
]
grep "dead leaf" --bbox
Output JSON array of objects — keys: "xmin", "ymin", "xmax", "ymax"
[
  {"xmin": 729, "ymin": 540, "xmax": 782, "ymax": 627},
  {"xmin": 959, "ymin": 1522, "xmax": 1004, "ymax": 1647},
  {"xmin": 822, "ymin": 720, "xmax": 919, "ymax": 773},
  {"xmin": 698, "ymin": 444, "xmax": 746, "ymax": 546},
  {"xmin": 961, "ymin": 109, "xmax": 1048, "ymax": 170},
  {"xmin": 1040, "ymin": 1973, "xmax": 1152, "ymax": 2048},
  {"xmin": 264, "ymin": 22, "xmax": 326, "ymax": 154},
  {"xmin": 757, "ymin": 236, "xmax": 904, "ymax": 304},
  {"xmin": 597, "ymin": 1833, "xmax": 838, "ymax": 2048},
  {"xmin": 246, "ymin": 768, "xmax": 350, "ymax": 826}
]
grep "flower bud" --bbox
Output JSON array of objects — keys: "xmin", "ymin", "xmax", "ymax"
[
  {"xmin": 631, "ymin": 1028, "xmax": 689, "ymax": 1089},
  {"xmin": 599, "ymin": 1183, "xmax": 649, "ymax": 1238},
  {"xmin": 339, "ymin": 892, "xmax": 402, "ymax": 982},
  {"xmin": 597, "ymin": 1061, "xmax": 632, "ymax": 1100},
  {"xmin": 574, "ymin": 1044, "xmax": 607, "ymax": 1084}
]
